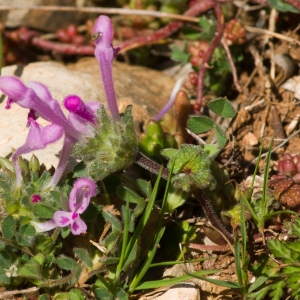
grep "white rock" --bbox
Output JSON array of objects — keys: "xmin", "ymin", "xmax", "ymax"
[
  {"xmin": 154, "ymin": 282, "xmax": 200, "ymax": 300},
  {"xmin": 0, "ymin": 59, "xmax": 175, "ymax": 169}
]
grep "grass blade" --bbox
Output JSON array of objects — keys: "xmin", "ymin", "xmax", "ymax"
[
  {"xmin": 260, "ymin": 138, "xmax": 274, "ymax": 224},
  {"xmin": 124, "ymin": 168, "xmax": 162, "ymax": 264},
  {"xmin": 186, "ymin": 271, "xmax": 240, "ymax": 289},
  {"xmin": 136, "ymin": 270, "xmax": 220, "ymax": 290}
]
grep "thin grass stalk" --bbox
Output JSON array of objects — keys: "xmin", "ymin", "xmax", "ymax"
[
  {"xmin": 260, "ymin": 138, "xmax": 274, "ymax": 230},
  {"xmin": 123, "ymin": 168, "xmax": 163, "ymax": 265},
  {"xmin": 114, "ymin": 192, "xmax": 131, "ymax": 286},
  {"xmin": 129, "ymin": 162, "xmax": 175, "ymax": 293}
]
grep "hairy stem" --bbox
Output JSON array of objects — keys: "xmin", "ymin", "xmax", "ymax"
[
  {"xmin": 135, "ymin": 151, "xmax": 169, "ymax": 180},
  {"xmin": 196, "ymin": 189, "xmax": 233, "ymax": 243}
]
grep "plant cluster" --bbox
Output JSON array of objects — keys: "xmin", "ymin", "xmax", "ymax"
[
  {"xmin": 1, "ymin": 2, "xmax": 300, "ymax": 299},
  {"xmin": 0, "ymin": 14, "xmax": 237, "ymax": 299}
]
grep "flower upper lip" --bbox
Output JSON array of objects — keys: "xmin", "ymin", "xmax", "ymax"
[{"xmin": 93, "ymin": 15, "xmax": 120, "ymax": 121}]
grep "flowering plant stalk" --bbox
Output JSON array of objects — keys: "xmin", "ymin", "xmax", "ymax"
[{"xmin": 0, "ymin": 13, "xmax": 227, "ymax": 300}]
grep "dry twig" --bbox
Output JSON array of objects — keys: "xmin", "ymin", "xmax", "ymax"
[{"xmin": 0, "ymin": 6, "xmax": 200, "ymax": 23}]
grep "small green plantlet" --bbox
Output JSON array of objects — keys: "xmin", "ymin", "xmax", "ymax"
[
  {"xmin": 139, "ymin": 119, "xmax": 178, "ymax": 157},
  {"xmin": 170, "ymin": 43, "xmax": 190, "ymax": 65},
  {"xmin": 246, "ymin": 219, "xmax": 300, "ymax": 299},
  {"xmin": 182, "ymin": 15, "xmax": 216, "ymax": 41},
  {"xmin": 162, "ymin": 144, "xmax": 216, "ymax": 192}
]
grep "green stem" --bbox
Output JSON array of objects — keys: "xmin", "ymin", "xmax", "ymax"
[
  {"xmin": 113, "ymin": 194, "xmax": 130, "ymax": 287},
  {"xmin": 129, "ymin": 161, "xmax": 174, "ymax": 293}
]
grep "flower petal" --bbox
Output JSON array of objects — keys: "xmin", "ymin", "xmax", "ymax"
[
  {"xmin": 53, "ymin": 211, "xmax": 73, "ymax": 227},
  {"xmin": 12, "ymin": 121, "xmax": 63, "ymax": 160},
  {"xmin": 27, "ymin": 81, "xmax": 68, "ymax": 122},
  {"xmin": 31, "ymin": 220, "xmax": 56, "ymax": 232},
  {"xmin": 65, "ymin": 96, "xmax": 100, "ymax": 133},
  {"xmin": 0, "ymin": 76, "xmax": 27, "ymax": 104},
  {"xmin": 64, "ymin": 95, "xmax": 99, "ymax": 123},
  {"xmin": 70, "ymin": 217, "xmax": 87, "ymax": 235},
  {"xmin": 68, "ymin": 178, "xmax": 97, "ymax": 213},
  {"xmin": 0, "ymin": 77, "xmax": 82, "ymax": 141},
  {"xmin": 93, "ymin": 15, "xmax": 114, "ymax": 49}
]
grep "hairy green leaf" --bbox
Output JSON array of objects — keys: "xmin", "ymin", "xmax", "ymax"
[
  {"xmin": 94, "ymin": 287, "xmax": 113, "ymax": 300},
  {"xmin": 102, "ymin": 210, "xmax": 122, "ymax": 232},
  {"xmin": 73, "ymin": 248, "xmax": 93, "ymax": 268},
  {"xmin": 136, "ymin": 179, "xmax": 152, "ymax": 198},
  {"xmin": 33, "ymin": 203, "xmax": 56, "ymax": 219},
  {"xmin": 2, "ymin": 215, "xmax": 15, "ymax": 239},
  {"xmin": 164, "ymin": 144, "xmax": 216, "ymax": 192},
  {"xmin": 56, "ymin": 255, "xmax": 78, "ymax": 270}
]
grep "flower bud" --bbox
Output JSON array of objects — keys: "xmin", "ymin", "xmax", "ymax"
[
  {"xmin": 281, "ymin": 159, "xmax": 297, "ymax": 176},
  {"xmin": 277, "ymin": 160, "xmax": 284, "ymax": 173},
  {"xmin": 294, "ymin": 155, "xmax": 300, "ymax": 164},
  {"xmin": 0, "ymin": 157, "xmax": 14, "ymax": 172},
  {"xmin": 18, "ymin": 156, "xmax": 29, "ymax": 177},
  {"xmin": 29, "ymin": 154, "xmax": 40, "ymax": 172},
  {"xmin": 283, "ymin": 153, "xmax": 293, "ymax": 160},
  {"xmin": 293, "ymin": 173, "xmax": 300, "ymax": 184},
  {"xmin": 145, "ymin": 120, "xmax": 164, "ymax": 137}
]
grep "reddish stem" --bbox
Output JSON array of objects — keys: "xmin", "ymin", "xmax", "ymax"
[
  {"xmin": 195, "ymin": 2, "xmax": 224, "ymax": 113},
  {"xmin": 284, "ymin": 0, "xmax": 300, "ymax": 10},
  {"xmin": 32, "ymin": 37, "xmax": 95, "ymax": 55},
  {"xmin": 117, "ymin": 0, "xmax": 215, "ymax": 52}
]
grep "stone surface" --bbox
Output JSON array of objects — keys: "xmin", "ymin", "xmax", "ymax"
[
  {"xmin": 0, "ymin": 58, "xmax": 175, "ymax": 168},
  {"xmin": 154, "ymin": 282, "xmax": 200, "ymax": 300},
  {"xmin": 0, "ymin": 0, "xmax": 87, "ymax": 31}
]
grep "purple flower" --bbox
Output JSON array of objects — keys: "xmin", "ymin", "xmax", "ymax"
[
  {"xmin": 0, "ymin": 76, "xmax": 100, "ymax": 187},
  {"xmin": 93, "ymin": 15, "xmax": 120, "ymax": 121},
  {"xmin": 31, "ymin": 177, "xmax": 97, "ymax": 235}
]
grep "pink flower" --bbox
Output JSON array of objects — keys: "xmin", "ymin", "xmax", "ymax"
[
  {"xmin": 31, "ymin": 178, "xmax": 97, "ymax": 235},
  {"xmin": 0, "ymin": 76, "xmax": 100, "ymax": 187}
]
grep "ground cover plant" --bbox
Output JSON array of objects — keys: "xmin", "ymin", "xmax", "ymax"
[{"xmin": 0, "ymin": 0, "xmax": 300, "ymax": 299}]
